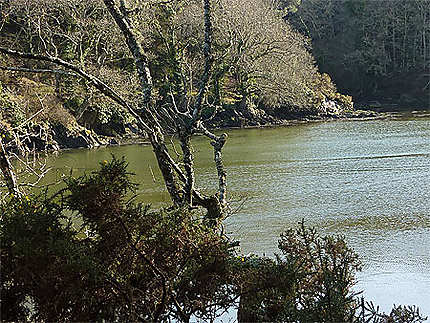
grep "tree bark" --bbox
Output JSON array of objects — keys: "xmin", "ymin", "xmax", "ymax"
[
  {"xmin": 0, "ymin": 136, "xmax": 20, "ymax": 196},
  {"xmin": 179, "ymin": 133, "xmax": 194, "ymax": 206}
]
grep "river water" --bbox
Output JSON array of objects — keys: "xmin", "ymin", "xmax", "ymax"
[{"xmin": 41, "ymin": 112, "xmax": 430, "ymax": 314}]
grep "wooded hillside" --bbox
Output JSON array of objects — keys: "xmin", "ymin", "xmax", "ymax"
[
  {"xmin": 0, "ymin": 0, "xmax": 352, "ymax": 151},
  {"xmin": 284, "ymin": 0, "xmax": 430, "ymax": 108}
]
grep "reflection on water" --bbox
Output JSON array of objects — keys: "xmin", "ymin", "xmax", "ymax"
[{"xmin": 37, "ymin": 112, "xmax": 430, "ymax": 313}]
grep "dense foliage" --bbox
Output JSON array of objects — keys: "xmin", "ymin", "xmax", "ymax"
[
  {"xmin": 283, "ymin": 0, "xmax": 430, "ymax": 107},
  {"xmin": 1, "ymin": 157, "xmax": 427, "ymax": 322},
  {"xmin": 1, "ymin": 157, "xmax": 237, "ymax": 321},
  {"xmin": 176, "ymin": 0, "xmax": 351, "ymax": 112}
]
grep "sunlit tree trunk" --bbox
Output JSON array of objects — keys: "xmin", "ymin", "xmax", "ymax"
[{"xmin": 0, "ymin": 135, "xmax": 20, "ymax": 196}]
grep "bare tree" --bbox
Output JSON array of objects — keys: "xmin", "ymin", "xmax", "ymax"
[
  {"xmin": 174, "ymin": 0, "xmax": 347, "ymax": 117},
  {"xmin": 0, "ymin": 0, "xmax": 228, "ymax": 222},
  {"xmin": 213, "ymin": 0, "xmax": 319, "ymax": 109},
  {"xmin": 0, "ymin": 110, "xmax": 51, "ymax": 201}
]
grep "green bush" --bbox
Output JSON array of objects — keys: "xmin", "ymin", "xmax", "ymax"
[
  {"xmin": 1, "ymin": 157, "xmax": 236, "ymax": 322},
  {"xmin": 234, "ymin": 221, "xmax": 361, "ymax": 322}
]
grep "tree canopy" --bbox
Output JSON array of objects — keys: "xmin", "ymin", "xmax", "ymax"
[{"xmin": 285, "ymin": 0, "xmax": 430, "ymax": 107}]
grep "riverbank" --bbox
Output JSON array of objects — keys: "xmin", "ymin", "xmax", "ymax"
[
  {"xmin": 8, "ymin": 108, "xmax": 392, "ymax": 154},
  {"xmin": 3, "ymin": 94, "xmax": 412, "ymax": 156},
  {"xmin": 99, "ymin": 109, "xmax": 390, "ymax": 145}
]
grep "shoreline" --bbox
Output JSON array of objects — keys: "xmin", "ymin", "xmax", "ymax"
[
  {"xmin": 47, "ymin": 110, "xmax": 401, "ymax": 153},
  {"xmin": 12, "ymin": 108, "xmax": 430, "ymax": 155}
]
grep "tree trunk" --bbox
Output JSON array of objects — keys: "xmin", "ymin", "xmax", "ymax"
[{"xmin": 0, "ymin": 136, "xmax": 20, "ymax": 196}]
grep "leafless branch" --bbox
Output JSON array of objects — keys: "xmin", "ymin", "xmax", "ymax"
[
  {"xmin": 12, "ymin": 94, "xmax": 47, "ymax": 130},
  {"xmin": 0, "ymin": 46, "xmax": 152, "ymax": 133},
  {"xmin": 0, "ymin": 65, "xmax": 76, "ymax": 76}
]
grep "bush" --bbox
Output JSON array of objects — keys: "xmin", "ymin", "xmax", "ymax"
[
  {"xmin": 233, "ymin": 222, "xmax": 426, "ymax": 323},
  {"xmin": 1, "ymin": 157, "xmax": 236, "ymax": 322},
  {"xmin": 234, "ymin": 221, "xmax": 361, "ymax": 322}
]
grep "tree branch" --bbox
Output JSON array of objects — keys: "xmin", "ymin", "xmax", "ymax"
[
  {"xmin": 0, "ymin": 46, "xmax": 152, "ymax": 133},
  {"xmin": 102, "ymin": 0, "xmax": 153, "ymax": 106},
  {"xmin": 198, "ymin": 124, "xmax": 228, "ymax": 208},
  {"xmin": 179, "ymin": 133, "xmax": 194, "ymax": 206},
  {"xmin": 0, "ymin": 65, "xmax": 76, "ymax": 76},
  {"xmin": 191, "ymin": 0, "xmax": 214, "ymax": 123}
]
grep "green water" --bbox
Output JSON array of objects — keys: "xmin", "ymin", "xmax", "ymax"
[{"xmin": 37, "ymin": 112, "xmax": 430, "ymax": 313}]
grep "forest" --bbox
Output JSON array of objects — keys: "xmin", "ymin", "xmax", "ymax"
[
  {"xmin": 0, "ymin": 0, "xmax": 429, "ymax": 322},
  {"xmin": 283, "ymin": 0, "xmax": 430, "ymax": 108}
]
